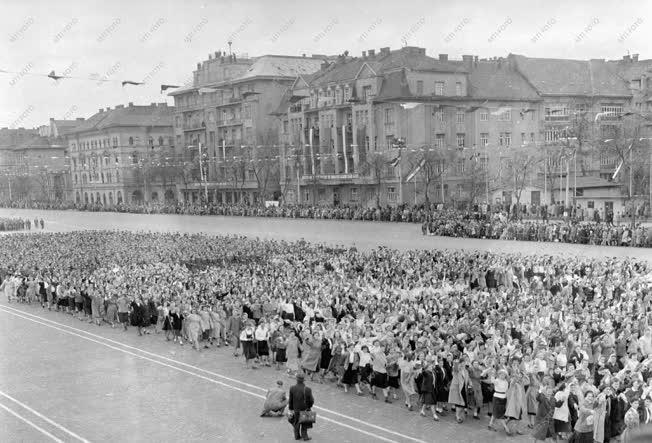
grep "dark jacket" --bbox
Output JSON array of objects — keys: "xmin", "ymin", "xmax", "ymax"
[{"xmin": 289, "ymin": 382, "xmax": 315, "ymax": 429}]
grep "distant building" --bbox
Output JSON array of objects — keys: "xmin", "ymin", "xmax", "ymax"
[
  {"xmin": 0, "ymin": 127, "xmax": 70, "ymax": 201},
  {"xmin": 169, "ymin": 51, "xmax": 326, "ymax": 204},
  {"xmin": 67, "ymin": 103, "xmax": 174, "ymax": 206},
  {"xmin": 276, "ymin": 47, "xmax": 540, "ymax": 207}
]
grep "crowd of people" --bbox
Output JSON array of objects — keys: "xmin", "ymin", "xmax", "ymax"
[
  {"xmin": 422, "ymin": 212, "xmax": 652, "ymax": 248},
  {"xmin": 2, "ymin": 199, "xmax": 651, "ymax": 249},
  {"xmin": 1, "ymin": 230, "xmax": 652, "ymax": 441},
  {"xmin": 0, "ymin": 217, "xmax": 43, "ymax": 231}
]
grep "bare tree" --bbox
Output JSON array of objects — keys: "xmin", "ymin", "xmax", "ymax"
[
  {"xmin": 405, "ymin": 147, "xmax": 457, "ymax": 204},
  {"xmin": 503, "ymin": 145, "xmax": 545, "ymax": 211},
  {"xmin": 359, "ymin": 151, "xmax": 391, "ymax": 208}
]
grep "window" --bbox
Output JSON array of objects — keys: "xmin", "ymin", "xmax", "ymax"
[
  {"xmin": 600, "ymin": 104, "xmax": 623, "ymax": 120},
  {"xmin": 455, "ymin": 159, "xmax": 465, "ymax": 175},
  {"xmin": 544, "ymin": 104, "xmax": 569, "ymax": 122},
  {"xmin": 455, "ymin": 82, "xmax": 462, "ymax": 96},
  {"xmin": 434, "ymin": 111, "xmax": 443, "ymax": 122},
  {"xmin": 435, "ymin": 133, "xmax": 445, "ymax": 149},
  {"xmin": 416, "ymin": 80, "xmax": 424, "ymax": 95},
  {"xmin": 318, "ymin": 188, "xmax": 325, "ymax": 201},
  {"xmin": 480, "ymin": 110, "xmax": 489, "ymax": 121},
  {"xmin": 456, "ymin": 111, "xmax": 465, "ymax": 124},
  {"xmin": 631, "ymin": 79, "xmax": 641, "ymax": 90},
  {"xmin": 384, "ymin": 108, "xmax": 394, "ymax": 125},
  {"xmin": 176, "ymin": 135, "xmax": 181, "ymax": 147},
  {"xmin": 498, "ymin": 108, "xmax": 511, "ymax": 121},
  {"xmin": 530, "ymin": 133, "xmax": 535, "ymax": 142},
  {"xmin": 132, "ymin": 152, "xmax": 139, "ymax": 164},
  {"xmin": 544, "ymin": 129, "xmax": 561, "ymax": 142},
  {"xmin": 247, "ymin": 168, "xmax": 255, "ymax": 181},
  {"xmin": 521, "ymin": 132, "xmax": 526, "ymax": 144},
  {"xmin": 456, "ymin": 133, "xmax": 465, "ymax": 148},
  {"xmin": 128, "ymin": 137, "xmax": 134, "ymax": 146},
  {"xmin": 505, "ymin": 132, "xmax": 511, "ymax": 146},
  {"xmin": 362, "ymin": 85, "xmax": 373, "ymax": 102},
  {"xmin": 304, "ymin": 190, "xmax": 311, "ymax": 202},
  {"xmin": 387, "ymin": 186, "xmax": 397, "ymax": 202},
  {"xmin": 435, "ymin": 81, "xmax": 444, "ymax": 96},
  {"xmin": 351, "ymin": 187, "xmax": 359, "ymax": 202},
  {"xmin": 283, "ymin": 121, "xmax": 289, "ymax": 134},
  {"xmin": 480, "ymin": 133, "xmax": 489, "ymax": 147},
  {"xmin": 456, "ymin": 183, "xmax": 464, "ymax": 197},
  {"xmin": 587, "ymin": 201, "xmax": 594, "ymax": 209},
  {"xmin": 112, "ymin": 137, "xmax": 118, "ymax": 148}
]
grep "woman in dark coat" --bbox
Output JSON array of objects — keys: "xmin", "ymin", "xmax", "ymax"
[
  {"xmin": 416, "ymin": 361, "xmax": 440, "ymax": 421},
  {"xmin": 532, "ymin": 380, "xmax": 556, "ymax": 441},
  {"xmin": 130, "ymin": 298, "xmax": 146, "ymax": 336},
  {"xmin": 435, "ymin": 356, "xmax": 451, "ymax": 414}
]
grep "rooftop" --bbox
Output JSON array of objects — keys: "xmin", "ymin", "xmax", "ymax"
[{"xmin": 70, "ymin": 103, "xmax": 174, "ymax": 134}]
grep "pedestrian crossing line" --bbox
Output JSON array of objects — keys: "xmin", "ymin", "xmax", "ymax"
[
  {"xmin": 0, "ymin": 400, "xmax": 66, "ymax": 443},
  {"xmin": 0, "ymin": 306, "xmax": 426, "ymax": 443}
]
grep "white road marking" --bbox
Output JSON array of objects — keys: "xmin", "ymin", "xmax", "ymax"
[
  {"xmin": 0, "ymin": 306, "xmax": 429, "ymax": 443},
  {"xmin": 1, "ymin": 304, "xmax": 428, "ymax": 443},
  {"xmin": 0, "ymin": 390, "xmax": 90, "ymax": 443},
  {"xmin": 0, "ymin": 401, "xmax": 65, "ymax": 443}
]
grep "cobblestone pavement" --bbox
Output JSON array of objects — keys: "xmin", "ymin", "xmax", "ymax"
[
  {"xmin": 1, "ymin": 208, "xmax": 650, "ymax": 261},
  {"xmin": 0, "ymin": 302, "xmax": 529, "ymax": 443}
]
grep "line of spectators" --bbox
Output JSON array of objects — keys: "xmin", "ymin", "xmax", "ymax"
[
  {"xmin": 1, "ymin": 231, "xmax": 652, "ymax": 441},
  {"xmin": 0, "ymin": 217, "xmax": 42, "ymax": 231}
]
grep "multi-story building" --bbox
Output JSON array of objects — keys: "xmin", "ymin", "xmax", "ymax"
[
  {"xmin": 277, "ymin": 47, "xmax": 541, "ymax": 207},
  {"xmin": 0, "ymin": 127, "xmax": 70, "ymax": 201},
  {"xmin": 510, "ymin": 53, "xmax": 652, "ymax": 213},
  {"xmin": 169, "ymin": 51, "xmax": 326, "ymax": 204},
  {"xmin": 67, "ymin": 103, "xmax": 175, "ymax": 206}
]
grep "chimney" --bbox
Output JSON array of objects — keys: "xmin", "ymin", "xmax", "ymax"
[
  {"xmin": 362, "ymin": 51, "xmax": 366, "ymax": 58},
  {"xmin": 368, "ymin": 49, "xmax": 375, "ymax": 57},
  {"xmin": 197, "ymin": 62, "xmax": 201, "ymax": 69},
  {"xmin": 462, "ymin": 54, "xmax": 473, "ymax": 69},
  {"xmin": 623, "ymin": 55, "xmax": 631, "ymax": 62},
  {"xmin": 302, "ymin": 53, "xmax": 306, "ymax": 57},
  {"xmin": 98, "ymin": 108, "xmax": 103, "ymax": 113},
  {"xmin": 106, "ymin": 107, "xmax": 111, "ymax": 112},
  {"xmin": 633, "ymin": 54, "xmax": 639, "ymax": 62},
  {"xmin": 380, "ymin": 47, "xmax": 390, "ymax": 56},
  {"xmin": 158, "ymin": 102, "xmax": 167, "ymax": 107},
  {"xmin": 439, "ymin": 54, "xmax": 448, "ymax": 62},
  {"xmin": 115, "ymin": 105, "xmax": 124, "ymax": 109},
  {"xmin": 151, "ymin": 102, "xmax": 157, "ymax": 106},
  {"xmin": 76, "ymin": 118, "xmax": 84, "ymax": 121},
  {"xmin": 50, "ymin": 117, "xmax": 55, "ymax": 122},
  {"xmin": 208, "ymin": 53, "xmax": 213, "ymax": 60},
  {"xmin": 474, "ymin": 56, "xmax": 479, "ymax": 66},
  {"xmin": 214, "ymin": 51, "xmax": 219, "ymax": 58}
]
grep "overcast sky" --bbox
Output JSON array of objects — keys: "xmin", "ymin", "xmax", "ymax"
[{"xmin": 1, "ymin": 0, "xmax": 649, "ymax": 129}]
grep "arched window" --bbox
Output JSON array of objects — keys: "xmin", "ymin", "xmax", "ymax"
[
  {"xmin": 90, "ymin": 193, "xmax": 94, "ymax": 204},
  {"xmin": 151, "ymin": 191, "xmax": 159, "ymax": 202},
  {"xmin": 158, "ymin": 136, "xmax": 164, "ymax": 146},
  {"xmin": 82, "ymin": 173, "xmax": 87, "ymax": 184},
  {"xmin": 101, "ymin": 173, "xmax": 105, "ymax": 183},
  {"xmin": 108, "ymin": 192, "xmax": 114, "ymax": 204},
  {"xmin": 129, "ymin": 137, "xmax": 134, "ymax": 146},
  {"xmin": 74, "ymin": 174, "xmax": 78, "ymax": 185},
  {"xmin": 131, "ymin": 190, "xmax": 143, "ymax": 203},
  {"xmin": 102, "ymin": 194, "xmax": 107, "ymax": 205},
  {"xmin": 96, "ymin": 192, "xmax": 101, "ymax": 204},
  {"xmin": 84, "ymin": 192, "xmax": 89, "ymax": 204},
  {"xmin": 75, "ymin": 191, "xmax": 80, "ymax": 203},
  {"xmin": 117, "ymin": 191, "xmax": 123, "ymax": 203}
]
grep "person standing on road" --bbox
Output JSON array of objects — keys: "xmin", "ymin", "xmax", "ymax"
[
  {"xmin": 117, "ymin": 294, "xmax": 130, "ymax": 331},
  {"xmin": 288, "ymin": 372, "xmax": 314, "ymax": 441}
]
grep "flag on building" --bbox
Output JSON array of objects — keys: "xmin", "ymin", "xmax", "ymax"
[
  {"xmin": 198, "ymin": 87, "xmax": 219, "ymax": 95},
  {"xmin": 611, "ymin": 160, "xmax": 623, "ymax": 180},
  {"xmin": 491, "ymin": 106, "xmax": 511, "ymax": 116},
  {"xmin": 389, "ymin": 152, "xmax": 401, "ymax": 168},
  {"xmin": 405, "ymin": 158, "xmax": 426, "ymax": 182},
  {"xmin": 160, "ymin": 84, "xmax": 180, "ymax": 93}
]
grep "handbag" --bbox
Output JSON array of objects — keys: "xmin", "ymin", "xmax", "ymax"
[{"xmin": 298, "ymin": 387, "xmax": 316, "ymax": 424}]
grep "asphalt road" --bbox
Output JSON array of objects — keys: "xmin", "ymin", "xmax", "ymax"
[{"xmin": 1, "ymin": 208, "xmax": 650, "ymax": 261}]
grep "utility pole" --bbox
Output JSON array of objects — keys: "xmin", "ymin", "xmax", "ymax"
[{"xmin": 197, "ymin": 142, "xmax": 208, "ymax": 202}]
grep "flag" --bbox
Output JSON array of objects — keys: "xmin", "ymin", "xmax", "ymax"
[
  {"xmin": 400, "ymin": 102, "xmax": 421, "ymax": 110},
  {"xmin": 491, "ymin": 106, "xmax": 511, "ymax": 116},
  {"xmin": 198, "ymin": 87, "xmax": 219, "ymax": 95},
  {"xmin": 405, "ymin": 158, "xmax": 425, "ymax": 182},
  {"xmin": 469, "ymin": 152, "xmax": 480, "ymax": 161},
  {"xmin": 122, "ymin": 80, "xmax": 143, "ymax": 87},
  {"xmin": 389, "ymin": 153, "xmax": 401, "ymax": 168},
  {"xmin": 612, "ymin": 160, "xmax": 623, "ymax": 180},
  {"xmin": 160, "ymin": 84, "xmax": 180, "ymax": 93}
]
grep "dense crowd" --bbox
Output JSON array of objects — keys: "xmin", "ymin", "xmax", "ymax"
[
  {"xmin": 2, "ymin": 199, "xmax": 650, "ymax": 249},
  {"xmin": 422, "ymin": 212, "xmax": 652, "ymax": 248},
  {"xmin": 0, "ymin": 217, "xmax": 43, "ymax": 231},
  {"xmin": 1, "ymin": 230, "xmax": 652, "ymax": 441}
]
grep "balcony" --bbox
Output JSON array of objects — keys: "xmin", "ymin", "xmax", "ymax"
[
  {"xmin": 300, "ymin": 173, "xmax": 359, "ymax": 184},
  {"xmin": 183, "ymin": 123, "xmax": 206, "ymax": 132},
  {"xmin": 216, "ymin": 118, "xmax": 242, "ymax": 127}
]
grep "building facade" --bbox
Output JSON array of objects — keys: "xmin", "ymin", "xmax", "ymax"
[
  {"xmin": 277, "ymin": 47, "xmax": 541, "ymax": 207},
  {"xmin": 0, "ymin": 127, "xmax": 70, "ymax": 202},
  {"xmin": 169, "ymin": 51, "xmax": 326, "ymax": 204},
  {"xmin": 67, "ymin": 103, "xmax": 175, "ymax": 206}
]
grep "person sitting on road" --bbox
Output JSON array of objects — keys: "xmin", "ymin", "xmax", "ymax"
[{"xmin": 260, "ymin": 380, "xmax": 288, "ymax": 417}]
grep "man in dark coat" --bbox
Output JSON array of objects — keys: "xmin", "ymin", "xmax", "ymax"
[
  {"xmin": 288, "ymin": 372, "xmax": 314, "ymax": 441},
  {"xmin": 131, "ymin": 298, "xmax": 146, "ymax": 336}
]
